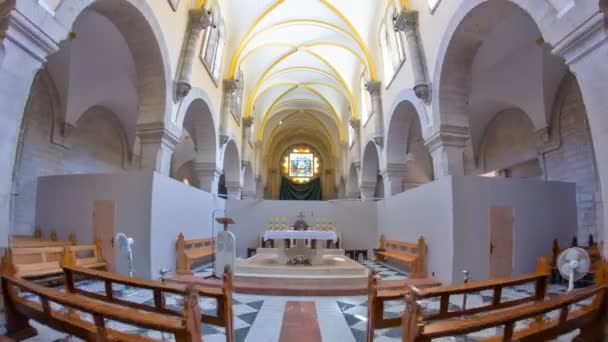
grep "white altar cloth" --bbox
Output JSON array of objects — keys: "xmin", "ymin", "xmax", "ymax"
[{"xmin": 263, "ymin": 230, "xmax": 337, "ymax": 242}]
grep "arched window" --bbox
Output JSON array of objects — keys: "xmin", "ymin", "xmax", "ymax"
[
  {"xmin": 200, "ymin": 5, "xmax": 225, "ymax": 84},
  {"xmin": 360, "ymin": 74, "xmax": 372, "ymax": 125},
  {"xmin": 379, "ymin": 4, "xmax": 406, "ymax": 86}
]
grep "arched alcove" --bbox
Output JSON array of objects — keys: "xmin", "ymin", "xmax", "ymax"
[{"xmin": 360, "ymin": 142, "xmax": 380, "ymax": 199}]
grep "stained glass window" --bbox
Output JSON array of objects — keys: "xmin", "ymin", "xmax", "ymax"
[{"xmin": 289, "ymin": 153, "xmax": 314, "ymax": 178}]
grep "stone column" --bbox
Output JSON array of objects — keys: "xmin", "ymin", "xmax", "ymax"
[
  {"xmin": 136, "ymin": 123, "xmax": 180, "ymax": 176},
  {"xmin": 175, "ymin": 9, "xmax": 212, "ymax": 101},
  {"xmin": 242, "ymin": 116, "xmax": 253, "ymax": 152},
  {"xmin": 0, "ymin": 8, "xmax": 59, "ymax": 246},
  {"xmin": 349, "ymin": 118, "xmax": 361, "ymax": 162},
  {"xmin": 366, "ymin": 81, "xmax": 384, "ymax": 146},
  {"xmin": 194, "ymin": 162, "xmax": 221, "ymax": 194},
  {"xmin": 425, "ymin": 125, "xmax": 469, "ymax": 178},
  {"xmin": 381, "ymin": 164, "xmax": 408, "ymax": 196},
  {"xmin": 393, "ymin": 10, "xmax": 430, "ymax": 103},
  {"xmin": 225, "ymin": 181, "xmax": 242, "ymax": 199},
  {"xmin": 359, "ymin": 180, "xmax": 376, "ymax": 200},
  {"xmin": 552, "ymin": 12, "xmax": 608, "ymax": 254},
  {"xmin": 221, "ymin": 78, "xmax": 239, "ymax": 143}
]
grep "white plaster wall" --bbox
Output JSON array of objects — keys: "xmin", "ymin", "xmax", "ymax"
[
  {"xmin": 452, "ymin": 176, "xmax": 577, "ymax": 283},
  {"xmin": 376, "ymin": 178, "xmax": 454, "ymax": 284},
  {"xmin": 225, "ymin": 199, "xmax": 378, "ymax": 258},
  {"xmin": 35, "ymin": 171, "xmax": 153, "ymax": 277},
  {"xmin": 149, "ymin": 173, "xmax": 225, "ymax": 279}
]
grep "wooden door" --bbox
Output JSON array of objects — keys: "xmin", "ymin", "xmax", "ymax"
[
  {"xmin": 489, "ymin": 207, "xmax": 514, "ymax": 278},
  {"xmin": 93, "ymin": 200, "xmax": 116, "ymax": 271}
]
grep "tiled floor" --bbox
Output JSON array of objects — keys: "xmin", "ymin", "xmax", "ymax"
[{"xmin": 0, "ymin": 261, "xmax": 587, "ymax": 342}]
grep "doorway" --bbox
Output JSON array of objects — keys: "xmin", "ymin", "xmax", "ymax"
[
  {"xmin": 489, "ymin": 207, "xmax": 514, "ymax": 278},
  {"xmin": 93, "ymin": 200, "xmax": 116, "ymax": 271}
]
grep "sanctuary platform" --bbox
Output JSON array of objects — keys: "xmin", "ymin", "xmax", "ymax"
[{"xmin": 236, "ymin": 248, "xmax": 368, "ymax": 279}]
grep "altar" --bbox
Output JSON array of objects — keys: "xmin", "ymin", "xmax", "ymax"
[{"xmin": 263, "ymin": 229, "xmax": 337, "ymax": 265}]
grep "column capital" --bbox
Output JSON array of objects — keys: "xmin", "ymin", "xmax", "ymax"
[
  {"xmin": 187, "ymin": 8, "xmax": 212, "ymax": 33},
  {"xmin": 136, "ymin": 122, "xmax": 180, "ymax": 148},
  {"xmin": 551, "ymin": 12, "xmax": 607, "ymax": 65},
  {"xmin": 223, "ymin": 78, "xmax": 239, "ymax": 94},
  {"xmin": 380, "ymin": 163, "xmax": 408, "ymax": 178},
  {"xmin": 193, "ymin": 161, "xmax": 221, "ymax": 175},
  {"xmin": 365, "ymin": 80, "xmax": 382, "ymax": 96},
  {"xmin": 393, "ymin": 9, "xmax": 418, "ymax": 34},
  {"xmin": 424, "ymin": 125, "xmax": 469, "ymax": 152},
  {"xmin": 242, "ymin": 116, "xmax": 254, "ymax": 128}
]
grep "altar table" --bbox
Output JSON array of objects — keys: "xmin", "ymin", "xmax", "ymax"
[
  {"xmin": 262, "ymin": 230, "xmax": 337, "ymax": 265},
  {"xmin": 263, "ymin": 230, "xmax": 337, "ymax": 242}
]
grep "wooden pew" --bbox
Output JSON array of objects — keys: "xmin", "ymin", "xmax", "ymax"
[
  {"xmin": 9, "ymin": 229, "xmax": 42, "ymax": 243},
  {"xmin": 176, "ymin": 233, "xmax": 214, "ymax": 275},
  {"xmin": 402, "ymin": 261, "xmax": 608, "ymax": 341},
  {"xmin": 375, "ymin": 235, "xmax": 426, "ymax": 278},
  {"xmin": 1, "ymin": 274, "xmax": 203, "ymax": 342},
  {"xmin": 1, "ymin": 239, "xmax": 106, "ymax": 279},
  {"xmin": 366, "ymin": 257, "xmax": 550, "ymax": 341},
  {"xmin": 62, "ymin": 265, "xmax": 234, "ymax": 342},
  {"xmin": 10, "ymin": 231, "xmax": 76, "ymax": 248}
]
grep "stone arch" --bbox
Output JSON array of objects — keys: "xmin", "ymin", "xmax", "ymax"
[
  {"xmin": 222, "ymin": 140, "xmax": 241, "ymax": 198},
  {"xmin": 478, "ymin": 108, "xmax": 540, "ymax": 176},
  {"xmin": 54, "ymin": 0, "xmax": 173, "ymax": 125},
  {"xmin": 387, "ymin": 88, "xmax": 431, "ymax": 131},
  {"xmin": 432, "ymin": 0, "xmax": 557, "ymax": 128},
  {"xmin": 360, "ymin": 141, "xmax": 381, "ymax": 199},
  {"xmin": 182, "ymin": 98, "xmax": 217, "ymax": 165},
  {"xmin": 64, "ymin": 105, "xmax": 129, "ymax": 173},
  {"xmin": 385, "ymin": 100, "xmax": 433, "ymax": 194}
]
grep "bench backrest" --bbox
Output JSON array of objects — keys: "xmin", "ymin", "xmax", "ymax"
[
  {"xmin": 62, "ymin": 242, "xmax": 104, "ymax": 267},
  {"xmin": 409, "ymin": 257, "xmax": 551, "ymax": 321},
  {"xmin": 1, "ymin": 274, "xmax": 202, "ymax": 342},
  {"xmin": 379, "ymin": 235, "xmax": 425, "ymax": 258},
  {"xmin": 62, "ymin": 264, "xmax": 234, "ymax": 339}
]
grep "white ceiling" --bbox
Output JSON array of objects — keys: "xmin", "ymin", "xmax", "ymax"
[{"xmin": 222, "ymin": 0, "xmax": 382, "ymax": 144}]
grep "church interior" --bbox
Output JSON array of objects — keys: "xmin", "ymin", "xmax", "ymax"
[{"xmin": 1, "ymin": 0, "xmax": 607, "ymax": 341}]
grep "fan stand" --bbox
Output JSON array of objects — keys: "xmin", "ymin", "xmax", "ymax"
[{"xmin": 568, "ymin": 259, "xmax": 579, "ymax": 292}]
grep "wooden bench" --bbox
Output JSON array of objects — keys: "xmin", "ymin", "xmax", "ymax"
[
  {"xmin": 176, "ymin": 233, "xmax": 214, "ymax": 275},
  {"xmin": 402, "ymin": 262, "xmax": 608, "ymax": 341},
  {"xmin": 366, "ymin": 257, "xmax": 550, "ymax": 341},
  {"xmin": 375, "ymin": 235, "xmax": 426, "ymax": 278},
  {"xmin": 1, "ymin": 274, "xmax": 203, "ymax": 342},
  {"xmin": 10, "ymin": 231, "xmax": 76, "ymax": 248},
  {"xmin": 63, "ymin": 265, "xmax": 234, "ymax": 341},
  {"xmin": 1, "ymin": 239, "xmax": 106, "ymax": 279}
]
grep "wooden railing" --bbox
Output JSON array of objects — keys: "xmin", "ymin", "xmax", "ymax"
[
  {"xmin": 1, "ymin": 274, "xmax": 203, "ymax": 342},
  {"xmin": 402, "ymin": 284, "xmax": 608, "ymax": 341},
  {"xmin": 176, "ymin": 233, "xmax": 214, "ymax": 275},
  {"xmin": 375, "ymin": 235, "xmax": 426, "ymax": 278},
  {"xmin": 409, "ymin": 257, "xmax": 551, "ymax": 321},
  {"xmin": 63, "ymin": 265, "xmax": 234, "ymax": 341},
  {"xmin": 402, "ymin": 260, "xmax": 608, "ymax": 341},
  {"xmin": 367, "ymin": 257, "xmax": 550, "ymax": 341}
]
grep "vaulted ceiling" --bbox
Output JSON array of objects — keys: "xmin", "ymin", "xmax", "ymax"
[{"xmin": 223, "ymin": 0, "xmax": 382, "ymax": 150}]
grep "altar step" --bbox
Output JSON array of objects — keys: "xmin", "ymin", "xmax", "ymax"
[{"xmin": 167, "ymin": 274, "xmax": 441, "ymax": 296}]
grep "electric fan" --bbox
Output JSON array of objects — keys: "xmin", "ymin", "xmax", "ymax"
[
  {"xmin": 115, "ymin": 232, "xmax": 135, "ymax": 278},
  {"xmin": 557, "ymin": 247, "xmax": 590, "ymax": 291}
]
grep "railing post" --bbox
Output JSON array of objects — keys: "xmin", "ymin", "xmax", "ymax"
[
  {"xmin": 2, "ymin": 277, "xmax": 37, "ymax": 339},
  {"xmin": 401, "ymin": 291, "xmax": 423, "ymax": 342},
  {"xmin": 61, "ymin": 247, "xmax": 76, "ymax": 268},
  {"xmin": 366, "ymin": 270, "xmax": 377, "ymax": 342},
  {"xmin": 224, "ymin": 265, "xmax": 234, "ymax": 342},
  {"xmin": 182, "ymin": 285, "xmax": 203, "ymax": 342}
]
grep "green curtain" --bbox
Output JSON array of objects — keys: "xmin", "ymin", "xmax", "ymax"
[{"xmin": 280, "ymin": 177, "xmax": 322, "ymax": 201}]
